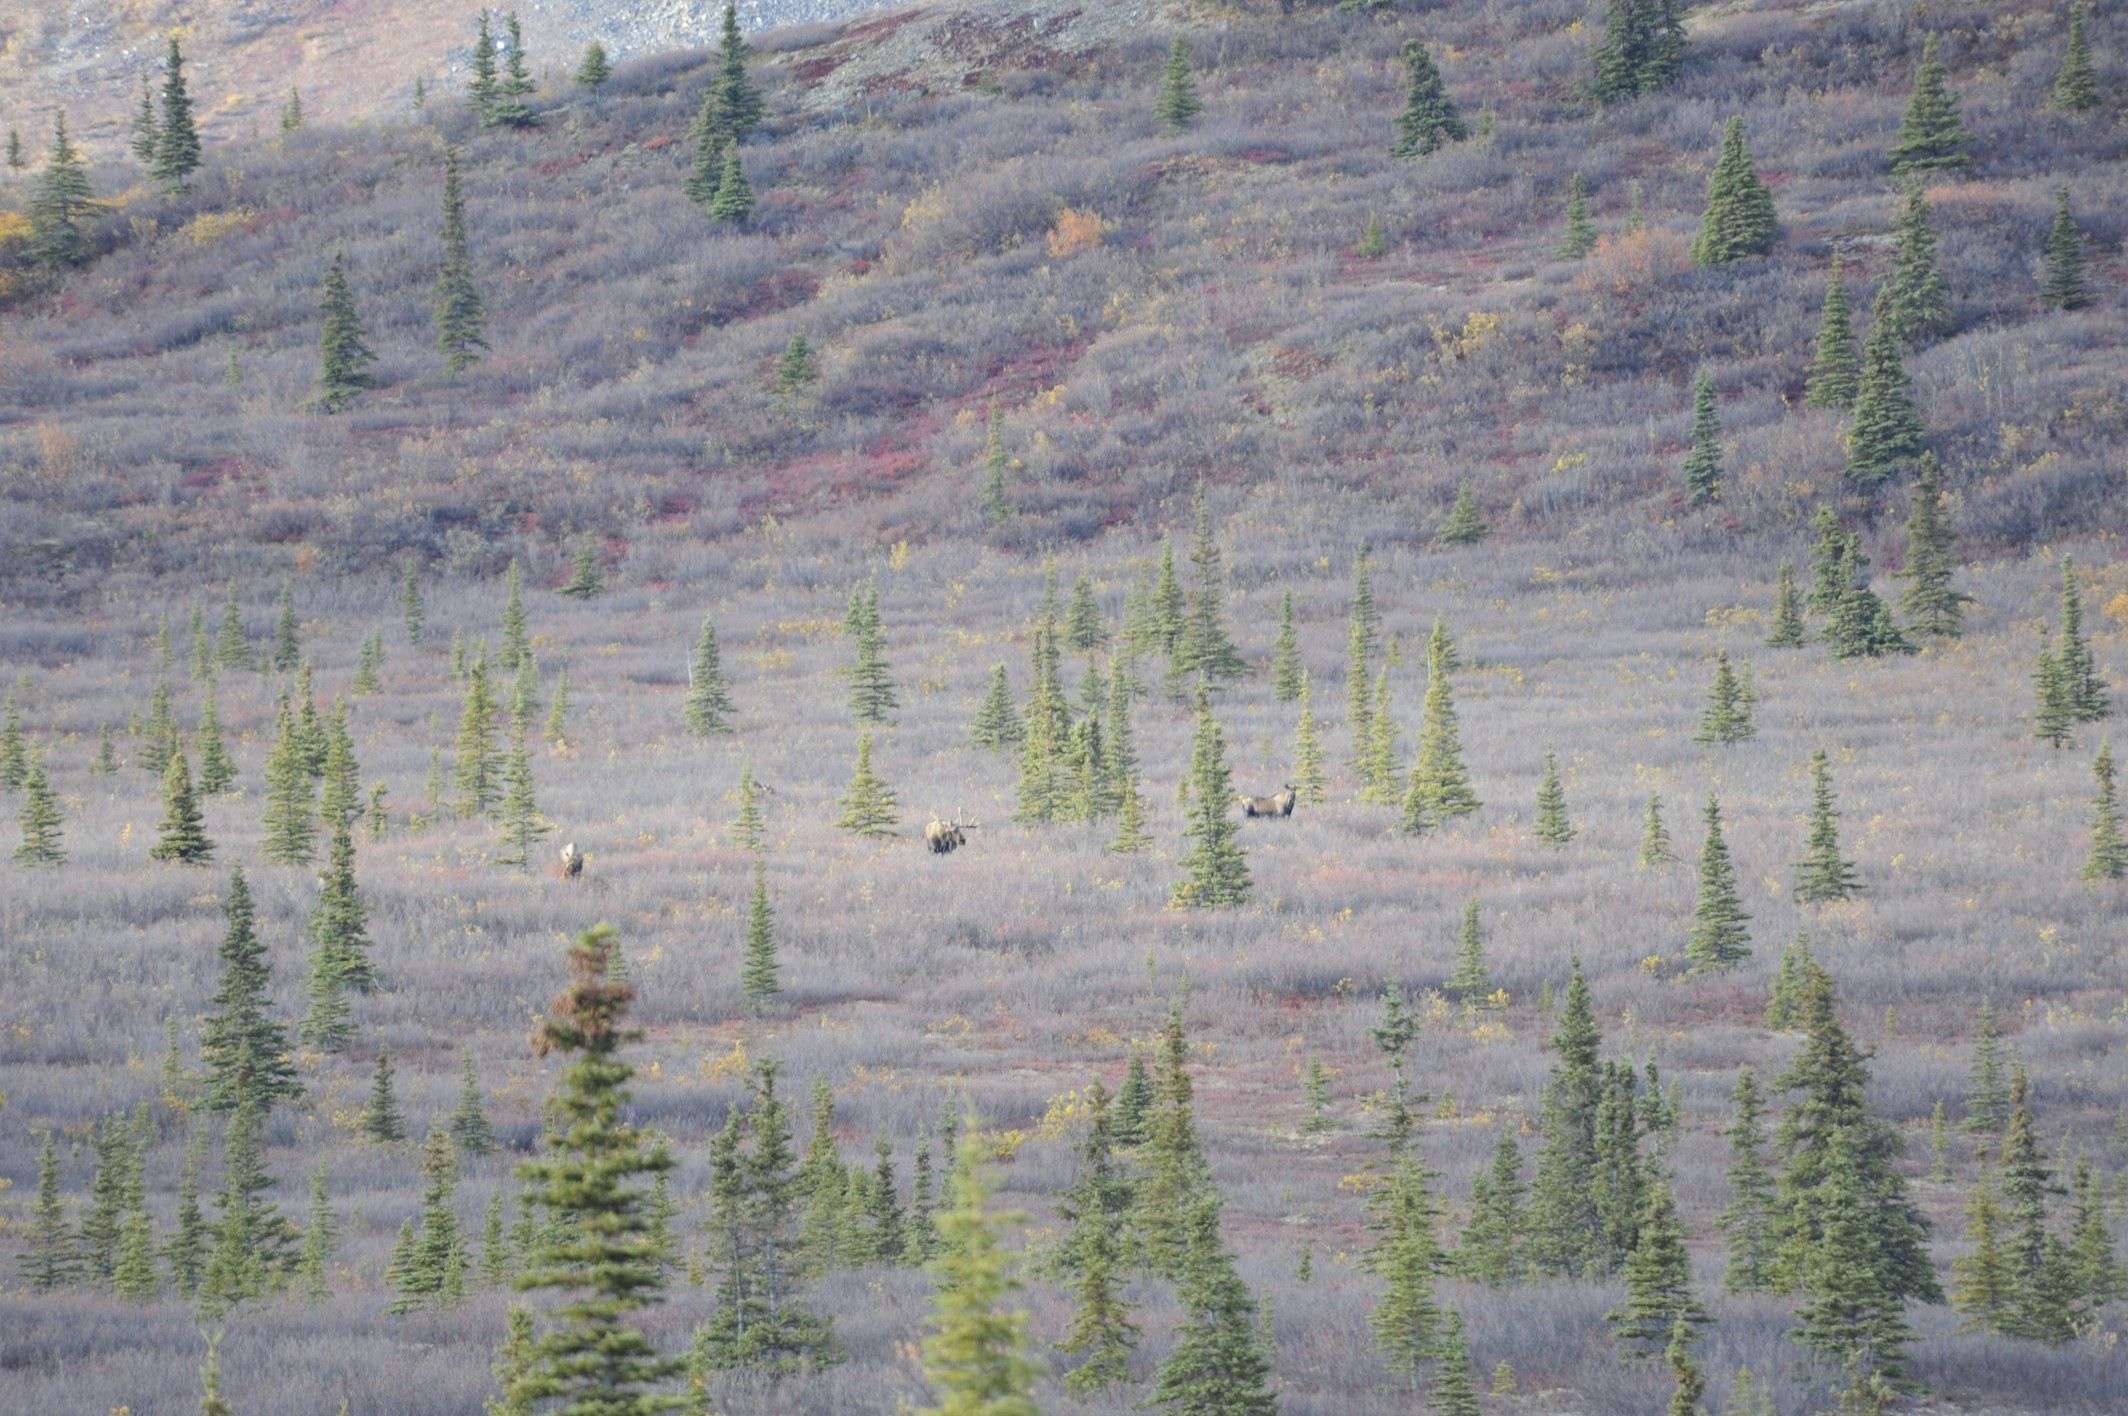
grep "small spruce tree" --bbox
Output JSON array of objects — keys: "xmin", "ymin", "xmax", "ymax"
[
  {"xmin": 150, "ymin": 746, "xmax": 213, "ymax": 865},
  {"xmin": 151, "ymin": 37, "xmax": 203, "ymax": 188},
  {"xmin": 683, "ymin": 615, "xmax": 736, "ymax": 735},
  {"xmin": 314, "ymin": 250, "xmax": 376, "ymax": 413},
  {"xmin": 1793, "ymin": 750, "xmax": 1860, "ymax": 904},
  {"xmin": 1681, "ymin": 372, "xmax": 1724, "ymax": 505},
  {"xmin": 2055, "ymin": 5, "xmax": 2099, "ymax": 112},
  {"xmin": 1896, "ymin": 454, "xmax": 1966, "ymax": 637},
  {"xmin": 1692, "ymin": 118, "xmax": 1777, "ymax": 265},
  {"xmin": 575, "ymin": 40, "xmax": 611, "ymax": 93},
  {"xmin": 1533, "ymin": 750, "xmax": 1575, "ymax": 846},
  {"xmin": 1173, "ymin": 689, "xmax": 1252, "ymax": 908},
  {"xmin": 1804, "ymin": 257, "xmax": 1861, "ymax": 409},
  {"xmin": 1889, "ymin": 37, "xmax": 1970, "ymax": 175},
  {"xmin": 1436, "ymin": 481, "xmax": 1489, "ymax": 546},
  {"xmin": 1392, "ymin": 40, "xmax": 1467, "ymax": 158},
  {"xmin": 1685, "ymin": 793, "xmax": 1751, "ymax": 971},
  {"xmin": 2040, "ymin": 186, "xmax": 2091, "ymax": 312},
  {"xmin": 835, "ymin": 731, "xmax": 899, "ymax": 839},
  {"xmin": 1155, "ymin": 36, "xmax": 1202, "ymax": 134},
  {"xmin": 1558, "ymin": 172, "xmax": 1596, "ymax": 259}
]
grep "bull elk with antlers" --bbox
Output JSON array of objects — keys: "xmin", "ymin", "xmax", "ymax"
[{"xmin": 1240, "ymin": 786, "xmax": 1298, "ymax": 818}]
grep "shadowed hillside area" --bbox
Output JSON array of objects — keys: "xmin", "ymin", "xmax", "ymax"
[{"xmin": 1, "ymin": 0, "xmax": 2126, "ymax": 1413}]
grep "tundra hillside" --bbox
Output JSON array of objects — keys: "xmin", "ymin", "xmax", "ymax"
[{"xmin": 0, "ymin": 1, "xmax": 2124, "ymax": 1414}]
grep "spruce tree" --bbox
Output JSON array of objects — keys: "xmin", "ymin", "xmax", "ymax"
[
  {"xmin": 1146, "ymin": 1189, "xmax": 1278, "ymax": 1416},
  {"xmin": 1393, "ymin": 40, "xmax": 1466, "ymax": 158},
  {"xmin": 1155, "ymin": 36, "xmax": 1202, "ymax": 134},
  {"xmin": 1173, "ymin": 689, "xmax": 1251, "ymax": 908},
  {"xmin": 1446, "ymin": 898, "xmax": 1493, "ymax": 1001},
  {"xmin": 1107, "ymin": 669, "xmax": 1152, "ymax": 853},
  {"xmin": 978, "ymin": 403, "xmax": 1011, "ymax": 521},
  {"xmin": 1663, "ymin": 1318, "xmax": 1706, "ymax": 1416},
  {"xmin": 299, "ymin": 823, "xmax": 375, "ymax": 1054},
  {"xmin": 360, "ymin": 1046, "xmax": 405, "ymax": 1143},
  {"xmin": 402, "ymin": 562, "xmax": 425, "ymax": 645},
  {"xmin": 1694, "ymin": 650, "xmax": 1753, "ymax": 745},
  {"xmin": 27, "ymin": 111, "xmax": 96, "ymax": 271},
  {"xmin": 150, "ymin": 37, "xmax": 203, "ymax": 188},
  {"xmin": 1591, "ymin": 0, "xmax": 1646, "ymax": 104},
  {"xmin": 1846, "ymin": 293, "xmax": 1926, "ymax": 485},
  {"xmin": 1681, "ymin": 372, "xmax": 1724, "ymax": 505},
  {"xmin": 1402, "ymin": 631, "xmax": 1480, "ymax": 832},
  {"xmin": 197, "ymin": 684, "xmax": 234, "ymax": 793},
  {"xmin": 495, "ymin": 728, "xmax": 548, "ymax": 869},
  {"xmin": 1718, "ymin": 1067, "xmax": 1777, "ymax": 1294},
  {"xmin": 392, "ymin": 1125, "xmax": 469, "ymax": 1312},
  {"xmin": 741, "ymin": 858, "xmax": 779, "ymax": 1013},
  {"xmin": 507, "ymin": 925, "xmax": 682, "ymax": 1412},
  {"xmin": 1528, "ymin": 959, "xmax": 1605, "ymax": 1277},
  {"xmin": 1292, "ymin": 671, "xmax": 1326, "ymax": 805},
  {"xmin": 295, "ymin": 1162, "xmax": 338, "ymax": 1301},
  {"xmin": 1065, "ymin": 573, "xmax": 1108, "ymax": 653},
  {"xmin": 164, "ymin": 1131, "xmax": 208, "ymax": 1296},
  {"xmin": 2055, "ymin": 556, "xmax": 2108, "ymax": 721},
  {"xmin": 835, "ymin": 731, "xmax": 899, "ymax": 839},
  {"xmin": 150, "ymin": 746, "xmax": 213, "ymax": 865},
  {"xmin": 2083, "ymin": 741, "xmax": 2127, "ymax": 881},
  {"xmin": 1827, "ymin": 535, "xmax": 1914, "ymax": 659},
  {"xmin": 1881, "ymin": 184, "xmax": 1952, "ymax": 348},
  {"xmin": 2040, "ymin": 186, "xmax": 2092, "ymax": 312},
  {"xmin": 200, "ymin": 869, "xmax": 302, "ymax": 1112},
  {"xmin": 710, "ymin": 0, "xmax": 764, "ymax": 145},
  {"xmin": 1804, "ymin": 257, "xmax": 1861, "ymax": 408},
  {"xmin": 1685, "ymin": 793, "xmax": 1751, "ymax": 971},
  {"xmin": 488, "ymin": 12, "xmax": 536, "ymax": 128},
  {"xmin": 453, "ymin": 650, "xmax": 501, "ymax": 816},
  {"xmin": 1138, "ymin": 1007, "xmax": 1210, "ymax": 1276},
  {"xmin": 200, "ymin": 1052, "xmax": 291, "ymax": 1313},
  {"xmin": 1435, "ymin": 481, "xmax": 1488, "ymax": 546},
  {"xmin": 1896, "ymin": 454, "xmax": 1965, "ymax": 637},
  {"xmin": 470, "ymin": 11, "xmax": 500, "ymax": 122},
  {"xmin": 1951, "ymin": 1157, "xmax": 2015, "ymax": 1333},
  {"xmin": 562, "ymin": 537, "xmax": 604, "ymax": 598},
  {"xmin": 1347, "ymin": 545, "xmax": 1380, "ymax": 773},
  {"xmin": 2068, "ymin": 1156, "xmax": 2124, "ymax": 1306},
  {"xmin": 1176, "ymin": 482, "xmax": 1247, "ymax": 685},
  {"xmin": 112, "ymin": 1207, "xmax": 158, "ymax": 1302},
  {"xmin": 1890, "ymin": 37, "xmax": 1970, "ymax": 175},
  {"xmin": 435, "ymin": 147, "xmax": 488, "ymax": 375},
  {"xmin": 917, "ymin": 1128, "xmax": 1042, "ymax": 1415},
  {"xmin": 1638, "ymin": 793, "xmax": 1675, "ymax": 867},
  {"xmin": 1457, "ymin": 1130, "xmax": 1524, "ymax": 1285},
  {"xmin": 1057, "ymin": 1085, "xmax": 1139, "ymax": 1393},
  {"xmin": 1963, "ymin": 998, "xmax": 2013, "ymax": 1134},
  {"xmin": 1271, "ymin": 592, "xmax": 1302, "ymax": 700},
  {"xmin": 844, "ymin": 584, "xmax": 899, "ymax": 724},
  {"xmin": 1608, "ymin": 1179, "xmax": 1708, "ymax": 1358},
  {"xmin": 0, "ymin": 691, "xmax": 23, "ymax": 790},
  {"xmin": 451, "ymin": 1049, "xmax": 496, "ymax": 1157},
  {"xmin": 1691, "ymin": 118, "xmax": 1777, "ymax": 265},
  {"xmin": 314, "ymin": 249, "xmax": 377, "ymax": 414},
  {"xmin": 1558, "ymin": 173, "xmax": 1595, "ymax": 259},
  {"xmin": 25, "ymin": 1133, "xmax": 80, "ymax": 1291},
  {"xmin": 1533, "ymin": 750, "xmax": 1574, "ymax": 846},
  {"xmin": 281, "ymin": 87, "xmax": 305, "ymax": 132},
  {"xmin": 132, "ymin": 76, "xmax": 160, "ymax": 163},
  {"xmin": 12, "ymin": 745, "xmax": 64, "ymax": 866},
  {"xmin": 255, "ymin": 702, "xmax": 313, "ymax": 864},
  {"xmin": 708, "ymin": 148, "xmax": 754, "ymax": 224},
  {"xmin": 1370, "ymin": 1157, "xmax": 1446, "ymax": 1394},
  {"xmin": 1793, "ymin": 749, "xmax": 1861, "ymax": 903},
  {"xmin": 6, "ymin": 128, "xmax": 22, "ymax": 175},
  {"xmin": 2055, "ymin": 4, "xmax": 2099, "ymax": 111},
  {"xmin": 576, "ymin": 40, "xmax": 611, "ymax": 92}
]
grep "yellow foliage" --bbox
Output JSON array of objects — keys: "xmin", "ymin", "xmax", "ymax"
[
  {"xmin": 888, "ymin": 540, "xmax": 910, "ymax": 573},
  {"xmin": 1046, "ymin": 206, "xmax": 1105, "ymax": 259},
  {"xmin": 181, "ymin": 208, "xmax": 255, "ymax": 246},
  {"xmin": 983, "ymin": 1127, "xmax": 1027, "ymax": 1160},
  {"xmin": 901, "ymin": 183, "xmax": 948, "ymax": 230},
  {"xmin": 2104, "ymin": 591, "xmax": 2128, "ymax": 627},
  {"xmin": 1431, "ymin": 310, "xmax": 1501, "ymax": 362},
  {"xmin": 1037, "ymin": 1088, "xmax": 1083, "ymax": 1141},
  {"xmin": 0, "ymin": 211, "xmax": 31, "ymax": 245},
  {"xmin": 698, "ymin": 1039, "xmax": 749, "ymax": 1082}
]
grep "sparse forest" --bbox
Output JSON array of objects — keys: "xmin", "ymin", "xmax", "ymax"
[{"xmin": 0, "ymin": 0, "xmax": 2124, "ymax": 1414}]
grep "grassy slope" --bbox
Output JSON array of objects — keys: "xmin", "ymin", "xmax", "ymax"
[{"xmin": 1, "ymin": 1, "xmax": 2126, "ymax": 1413}]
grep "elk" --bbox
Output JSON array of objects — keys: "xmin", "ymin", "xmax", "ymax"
[
  {"xmin": 559, "ymin": 842, "xmax": 585, "ymax": 878},
  {"xmin": 925, "ymin": 811, "xmax": 976, "ymax": 854},
  {"xmin": 1240, "ymin": 785, "xmax": 1298, "ymax": 818}
]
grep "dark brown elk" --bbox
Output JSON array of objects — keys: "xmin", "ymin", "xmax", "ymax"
[
  {"xmin": 1240, "ymin": 786, "xmax": 1298, "ymax": 818},
  {"xmin": 559, "ymin": 842, "xmax": 585, "ymax": 877},
  {"xmin": 925, "ymin": 811, "xmax": 975, "ymax": 854}
]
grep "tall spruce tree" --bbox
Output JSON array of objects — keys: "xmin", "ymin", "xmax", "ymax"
[
  {"xmin": 1685, "ymin": 793, "xmax": 1751, "ymax": 971},
  {"xmin": 1146, "ymin": 1188, "xmax": 1278, "ymax": 1416},
  {"xmin": 1881, "ymin": 185, "xmax": 1952, "ymax": 348},
  {"xmin": 1393, "ymin": 40, "xmax": 1466, "ymax": 157},
  {"xmin": 2055, "ymin": 5, "xmax": 2099, "ymax": 111},
  {"xmin": 1173, "ymin": 689, "xmax": 1251, "ymax": 908},
  {"xmin": 150, "ymin": 746, "xmax": 213, "ymax": 865},
  {"xmin": 845, "ymin": 584, "xmax": 899, "ymax": 724},
  {"xmin": 576, "ymin": 40, "xmax": 611, "ymax": 93},
  {"xmin": 1056, "ymin": 1083, "xmax": 1140, "ymax": 1394},
  {"xmin": 1402, "ymin": 631, "xmax": 1479, "ymax": 833},
  {"xmin": 1681, "ymin": 372, "xmax": 1724, "ymax": 505},
  {"xmin": 1691, "ymin": 118, "xmax": 1777, "ymax": 265},
  {"xmin": 1718, "ymin": 1068, "xmax": 1778, "ymax": 1294},
  {"xmin": 917, "ymin": 1129, "xmax": 1043, "ymax": 1415},
  {"xmin": 435, "ymin": 147, "xmax": 489, "ymax": 374},
  {"xmin": 1890, "ymin": 37, "xmax": 1970, "ymax": 175},
  {"xmin": 1845, "ymin": 293, "xmax": 1927, "ymax": 484},
  {"xmin": 506, "ymin": 925, "xmax": 683, "ymax": 1413},
  {"xmin": 200, "ymin": 869, "xmax": 302, "ymax": 1112},
  {"xmin": 1805, "ymin": 258, "xmax": 1861, "ymax": 409},
  {"xmin": 132, "ymin": 76, "xmax": 160, "ymax": 163},
  {"xmin": 1828, "ymin": 534, "xmax": 1914, "ymax": 660},
  {"xmin": 25, "ymin": 1133, "xmax": 80, "ymax": 1291},
  {"xmin": 1695, "ymin": 650, "xmax": 1755, "ymax": 745},
  {"xmin": 12, "ymin": 745, "xmax": 64, "ymax": 866},
  {"xmin": 2084, "ymin": 741, "xmax": 2127, "ymax": 882},
  {"xmin": 835, "ymin": 731, "xmax": 899, "ymax": 839},
  {"xmin": 1176, "ymin": 483, "xmax": 1247, "ymax": 685},
  {"xmin": 1271, "ymin": 592, "xmax": 1302, "ymax": 701},
  {"xmin": 1608, "ymin": 1179, "xmax": 1708, "ymax": 1358},
  {"xmin": 453, "ymin": 649, "xmax": 501, "ymax": 815},
  {"xmin": 2057, "ymin": 556, "xmax": 2108, "ymax": 721},
  {"xmin": 1896, "ymin": 455, "xmax": 1965, "ymax": 637},
  {"xmin": 1528, "ymin": 959, "xmax": 1605, "ymax": 1277},
  {"xmin": 1793, "ymin": 749, "xmax": 1861, "ymax": 904},
  {"xmin": 1533, "ymin": 751, "xmax": 1575, "ymax": 846},
  {"xmin": 315, "ymin": 250, "xmax": 376, "ymax": 413},
  {"xmin": 27, "ymin": 111, "xmax": 96, "ymax": 270},
  {"xmin": 1369, "ymin": 1157, "xmax": 1445, "ymax": 1395},
  {"xmin": 391, "ymin": 1125, "xmax": 469, "ymax": 1312},
  {"xmin": 1558, "ymin": 173, "xmax": 1596, "ymax": 259},
  {"xmin": 1155, "ymin": 36, "xmax": 1202, "ymax": 134},
  {"xmin": 151, "ymin": 38, "xmax": 203, "ymax": 188},
  {"xmin": 2040, "ymin": 186, "xmax": 2092, "ymax": 312},
  {"xmin": 495, "ymin": 727, "xmax": 548, "ymax": 868},
  {"xmin": 1457, "ymin": 1130, "xmax": 1524, "ymax": 1286},
  {"xmin": 741, "ymin": 858, "xmax": 779, "ymax": 1013},
  {"xmin": 1347, "ymin": 545, "xmax": 1380, "ymax": 773}
]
